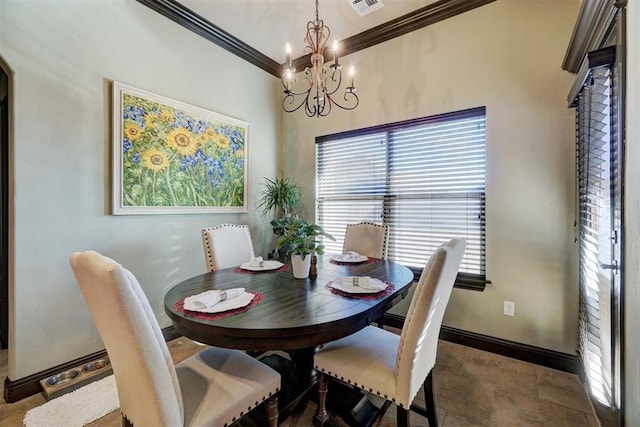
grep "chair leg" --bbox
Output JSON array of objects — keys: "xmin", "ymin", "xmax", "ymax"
[
  {"xmin": 264, "ymin": 395, "xmax": 279, "ymax": 427},
  {"xmin": 424, "ymin": 370, "xmax": 437, "ymax": 427},
  {"xmin": 397, "ymin": 406, "xmax": 410, "ymax": 427},
  {"xmin": 313, "ymin": 372, "xmax": 329, "ymax": 426},
  {"xmin": 121, "ymin": 413, "xmax": 133, "ymax": 427}
]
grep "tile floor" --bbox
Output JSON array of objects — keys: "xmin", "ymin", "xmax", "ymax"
[{"xmin": 0, "ymin": 337, "xmax": 598, "ymax": 426}]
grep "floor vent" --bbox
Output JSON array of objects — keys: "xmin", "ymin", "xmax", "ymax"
[{"xmin": 349, "ymin": 0, "xmax": 384, "ymax": 17}]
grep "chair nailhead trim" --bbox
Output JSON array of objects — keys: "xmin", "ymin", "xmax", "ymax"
[{"xmin": 318, "ymin": 369, "xmax": 400, "ymax": 411}]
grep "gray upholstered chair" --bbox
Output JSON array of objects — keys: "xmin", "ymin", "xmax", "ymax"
[
  {"xmin": 70, "ymin": 250, "xmax": 280, "ymax": 427},
  {"xmin": 342, "ymin": 222, "xmax": 389, "ymax": 259},
  {"xmin": 313, "ymin": 238, "xmax": 466, "ymax": 427},
  {"xmin": 202, "ymin": 224, "xmax": 255, "ymax": 272}
]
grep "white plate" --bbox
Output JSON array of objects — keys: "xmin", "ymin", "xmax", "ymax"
[
  {"xmin": 331, "ymin": 254, "xmax": 369, "ymax": 263},
  {"xmin": 184, "ymin": 292, "xmax": 255, "ymax": 313},
  {"xmin": 330, "ymin": 277, "xmax": 387, "ymax": 294},
  {"xmin": 239, "ymin": 260, "xmax": 284, "ymax": 271}
]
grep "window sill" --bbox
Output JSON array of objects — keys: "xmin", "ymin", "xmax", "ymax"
[{"xmin": 408, "ymin": 268, "xmax": 488, "ymax": 292}]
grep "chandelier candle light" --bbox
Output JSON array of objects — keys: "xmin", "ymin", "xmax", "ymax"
[{"xmin": 282, "ymin": 0, "xmax": 359, "ymax": 118}]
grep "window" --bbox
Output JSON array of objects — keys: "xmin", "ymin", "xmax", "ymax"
[
  {"xmin": 573, "ymin": 47, "xmax": 621, "ymax": 409},
  {"xmin": 316, "ymin": 107, "xmax": 487, "ymax": 289}
]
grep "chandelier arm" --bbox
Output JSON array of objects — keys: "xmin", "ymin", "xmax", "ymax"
[
  {"xmin": 283, "ymin": 91, "xmax": 311, "ymax": 114},
  {"xmin": 325, "ymin": 91, "xmax": 359, "ymax": 112},
  {"xmin": 317, "ymin": 95, "xmax": 332, "ymax": 117},
  {"xmin": 321, "ymin": 68, "xmax": 343, "ymax": 97},
  {"xmin": 282, "ymin": 68, "xmax": 315, "ymax": 96}
]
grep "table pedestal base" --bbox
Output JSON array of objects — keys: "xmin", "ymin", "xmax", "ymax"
[
  {"xmin": 260, "ymin": 351, "xmax": 316, "ymax": 420},
  {"xmin": 246, "ymin": 350, "xmax": 390, "ymax": 426},
  {"xmin": 317, "ymin": 380, "xmax": 392, "ymax": 427}
]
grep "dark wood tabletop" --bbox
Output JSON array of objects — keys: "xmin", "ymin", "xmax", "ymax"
[{"xmin": 164, "ymin": 255, "xmax": 414, "ymax": 352}]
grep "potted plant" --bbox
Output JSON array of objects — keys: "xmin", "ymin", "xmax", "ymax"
[
  {"xmin": 256, "ymin": 176, "xmax": 303, "ymax": 218},
  {"xmin": 257, "ymin": 176, "xmax": 304, "ymax": 259},
  {"xmin": 273, "ymin": 215, "xmax": 334, "ymax": 279}
]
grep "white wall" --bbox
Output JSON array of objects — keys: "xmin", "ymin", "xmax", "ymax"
[
  {"xmin": 624, "ymin": 1, "xmax": 639, "ymax": 425},
  {"xmin": 282, "ymin": 0, "xmax": 580, "ymax": 353},
  {"xmin": 0, "ymin": 0, "xmax": 280, "ymax": 379}
]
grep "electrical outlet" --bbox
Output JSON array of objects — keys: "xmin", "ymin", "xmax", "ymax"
[{"xmin": 503, "ymin": 301, "xmax": 515, "ymax": 317}]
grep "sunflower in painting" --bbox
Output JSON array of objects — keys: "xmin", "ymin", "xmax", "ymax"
[
  {"xmin": 205, "ymin": 127, "xmax": 217, "ymax": 138},
  {"xmin": 167, "ymin": 127, "xmax": 198, "ymax": 157},
  {"xmin": 142, "ymin": 148, "xmax": 170, "ymax": 171},
  {"xmin": 124, "ymin": 121, "xmax": 142, "ymax": 141},
  {"xmin": 215, "ymin": 134, "xmax": 230, "ymax": 149},
  {"xmin": 145, "ymin": 114, "xmax": 157, "ymax": 130}
]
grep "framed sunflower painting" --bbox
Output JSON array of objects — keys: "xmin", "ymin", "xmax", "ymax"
[{"xmin": 112, "ymin": 82, "xmax": 248, "ymax": 214}]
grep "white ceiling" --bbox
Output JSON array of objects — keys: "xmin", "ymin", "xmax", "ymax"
[{"xmin": 177, "ymin": 0, "xmax": 439, "ymax": 63}]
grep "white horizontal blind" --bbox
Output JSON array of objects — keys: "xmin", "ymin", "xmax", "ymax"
[
  {"xmin": 576, "ymin": 65, "xmax": 614, "ymax": 407},
  {"xmin": 316, "ymin": 107, "xmax": 486, "ymax": 285},
  {"xmin": 316, "ymin": 132, "xmax": 387, "ymax": 255}
]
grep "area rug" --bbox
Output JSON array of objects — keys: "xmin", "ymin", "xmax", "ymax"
[{"xmin": 23, "ymin": 375, "xmax": 119, "ymax": 427}]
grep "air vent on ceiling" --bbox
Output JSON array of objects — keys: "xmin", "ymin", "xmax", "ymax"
[{"xmin": 349, "ymin": 0, "xmax": 384, "ymax": 17}]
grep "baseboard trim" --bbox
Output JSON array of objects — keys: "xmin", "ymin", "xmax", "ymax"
[
  {"xmin": 382, "ymin": 313, "xmax": 578, "ymax": 374},
  {"xmin": 3, "ymin": 326, "xmax": 178, "ymax": 403},
  {"xmin": 5, "ymin": 320, "xmax": 579, "ymax": 402}
]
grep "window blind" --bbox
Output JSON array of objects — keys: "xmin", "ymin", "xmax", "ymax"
[
  {"xmin": 316, "ymin": 107, "xmax": 486, "ymax": 288},
  {"xmin": 576, "ymin": 64, "xmax": 616, "ymax": 407}
]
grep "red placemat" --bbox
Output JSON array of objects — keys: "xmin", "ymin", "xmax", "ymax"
[
  {"xmin": 324, "ymin": 281, "xmax": 395, "ymax": 300},
  {"xmin": 330, "ymin": 257, "xmax": 378, "ymax": 266},
  {"xmin": 233, "ymin": 264, "xmax": 290, "ymax": 274},
  {"xmin": 173, "ymin": 292, "xmax": 264, "ymax": 320}
]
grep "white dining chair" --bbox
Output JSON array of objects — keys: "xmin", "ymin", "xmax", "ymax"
[
  {"xmin": 342, "ymin": 222, "xmax": 389, "ymax": 259},
  {"xmin": 70, "ymin": 250, "xmax": 280, "ymax": 427},
  {"xmin": 313, "ymin": 238, "xmax": 466, "ymax": 427},
  {"xmin": 202, "ymin": 224, "xmax": 255, "ymax": 272}
]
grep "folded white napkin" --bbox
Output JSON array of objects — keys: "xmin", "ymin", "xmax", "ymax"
[
  {"xmin": 184, "ymin": 288, "xmax": 245, "ymax": 309},
  {"xmin": 248, "ymin": 256, "xmax": 264, "ymax": 267},
  {"xmin": 337, "ymin": 276, "xmax": 386, "ymax": 291},
  {"xmin": 344, "ymin": 251, "xmax": 361, "ymax": 259},
  {"xmin": 340, "ymin": 276, "xmax": 370, "ymax": 287}
]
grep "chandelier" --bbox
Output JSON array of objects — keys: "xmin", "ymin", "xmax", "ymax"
[{"xmin": 282, "ymin": 0, "xmax": 359, "ymax": 118}]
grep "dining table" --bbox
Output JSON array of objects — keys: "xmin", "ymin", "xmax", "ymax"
[{"xmin": 164, "ymin": 254, "xmax": 414, "ymax": 425}]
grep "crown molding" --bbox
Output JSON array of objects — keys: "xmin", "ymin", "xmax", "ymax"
[
  {"xmin": 136, "ymin": 0, "xmax": 282, "ymax": 76},
  {"xmin": 138, "ymin": 0, "xmax": 496, "ymax": 78}
]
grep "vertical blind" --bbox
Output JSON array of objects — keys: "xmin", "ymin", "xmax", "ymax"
[
  {"xmin": 575, "ymin": 64, "xmax": 617, "ymax": 407},
  {"xmin": 316, "ymin": 107, "xmax": 486, "ymax": 287}
]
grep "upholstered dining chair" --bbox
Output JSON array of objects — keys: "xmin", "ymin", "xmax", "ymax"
[
  {"xmin": 70, "ymin": 250, "xmax": 280, "ymax": 427},
  {"xmin": 202, "ymin": 224, "xmax": 255, "ymax": 272},
  {"xmin": 342, "ymin": 222, "xmax": 389, "ymax": 259},
  {"xmin": 313, "ymin": 238, "xmax": 466, "ymax": 427}
]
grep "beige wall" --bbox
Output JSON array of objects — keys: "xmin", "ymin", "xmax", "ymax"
[
  {"xmin": 0, "ymin": 0, "xmax": 280, "ymax": 379},
  {"xmin": 282, "ymin": 0, "xmax": 580, "ymax": 353},
  {"xmin": 624, "ymin": 1, "xmax": 639, "ymax": 425}
]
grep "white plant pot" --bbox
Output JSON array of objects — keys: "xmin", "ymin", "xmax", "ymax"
[{"xmin": 291, "ymin": 254, "xmax": 311, "ymax": 279}]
